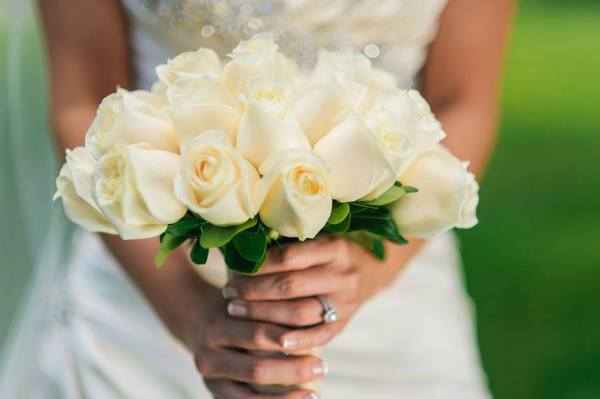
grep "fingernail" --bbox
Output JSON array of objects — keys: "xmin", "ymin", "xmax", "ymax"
[
  {"xmin": 222, "ymin": 286, "xmax": 238, "ymax": 299},
  {"xmin": 282, "ymin": 336, "xmax": 299, "ymax": 350},
  {"xmin": 303, "ymin": 393, "xmax": 319, "ymax": 399},
  {"xmin": 312, "ymin": 361, "xmax": 328, "ymax": 376},
  {"xmin": 227, "ymin": 302, "xmax": 247, "ymax": 317}
]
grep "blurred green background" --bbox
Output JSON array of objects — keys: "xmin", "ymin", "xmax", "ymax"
[
  {"xmin": 458, "ymin": 3, "xmax": 600, "ymax": 398},
  {"xmin": 1, "ymin": 1, "xmax": 600, "ymax": 398}
]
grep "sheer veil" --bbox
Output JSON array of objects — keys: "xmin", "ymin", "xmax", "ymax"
[{"xmin": 0, "ymin": 0, "xmax": 74, "ymax": 392}]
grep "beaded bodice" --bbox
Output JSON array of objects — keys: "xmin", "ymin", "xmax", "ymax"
[{"xmin": 121, "ymin": 0, "xmax": 447, "ymax": 89}]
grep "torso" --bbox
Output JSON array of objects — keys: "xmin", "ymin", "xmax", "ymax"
[
  {"xmin": 31, "ymin": 2, "xmax": 492, "ymax": 398},
  {"xmin": 121, "ymin": 0, "xmax": 448, "ymax": 90}
]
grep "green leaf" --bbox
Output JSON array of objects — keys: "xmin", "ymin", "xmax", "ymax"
[
  {"xmin": 351, "ymin": 206, "xmax": 392, "ymax": 220},
  {"xmin": 350, "ymin": 207, "xmax": 407, "ymax": 244},
  {"xmin": 323, "ymin": 212, "xmax": 351, "ymax": 234},
  {"xmin": 355, "ymin": 219, "xmax": 406, "ymax": 244},
  {"xmin": 233, "ymin": 228, "xmax": 267, "ymax": 262},
  {"xmin": 190, "ymin": 239, "xmax": 209, "ymax": 264},
  {"xmin": 371, "ymin": 239, "xmax": 386, "ymax": 260},
  {"xmin": 328, "ymin": 202, "xmax": 350, "ymax": 225},
  {"xmin": 222, "ymin": 242, "xmax": 267, "ymax": 274},
  {"xmin": 155, "ymin": 233, "xmax": 189, "ymax": 268},
  {"xmin": 359, "ymin": 185, "xmax": 407, "ymax": 206},
  {"xmin": 166, "ymin": 215, "xmax": 202, "ymax": 236},
  {"xmin": 199, "ymin": 218, "xmax": 258, "ymax": 249},
  {"xmin": 402, "ymin": 186, "xmax": 418, "ymax": 193},
  {"xmin": 154, "ymin": 249, "xmax": 169, "ymax": 268},
  {"xmin": 161, "ymin": 233, "xmax": 188, "ymax": 252}
]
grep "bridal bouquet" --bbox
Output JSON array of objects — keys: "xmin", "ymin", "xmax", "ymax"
[{"xmin": 55, "ymin": 33, "xmax": 479, "ymax": 273}]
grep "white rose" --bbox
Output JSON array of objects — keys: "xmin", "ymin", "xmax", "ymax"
[
  {"xmin": 245, "ymin": 75, "xmax": 293, "ymax": 116},
  {"xmin": 151, "ymin": 80, "xmax": 168, "ymax": 98},
  {"xmin": 285, "ymin": 57, "xmax": 309, "ymax": 94},
  {"xmin": 156, "ymin": 48, "xmax": 222, "ymax": 85},
  {"xmin": 313, "ymin": 111, "xmax": 396, "ymax": 202},
  {"xmin": 167, "ymin": 76, "xmax": 242, "ymax": 147},
  {"xmin": 256, "ymin": 150, "xmax": 332, "ymax": 240},
  {"xmin": 390, "ymin": 145, "xmax": 479, "ymax": 239},
  {"xmin": 310, "ymin": 48, "xmax": 397, "ymax": 90},
  {"xmin": 365, "ymin": 108, "xmax": 415, "ymax": 176},
  {"xmin": 407, "ymin": 89, "xmax": 446, "ymax": 142},
  {"xmin": 54, "ymin": 147, "xmax": 116, "ymax": 234},
  {"xmin": 174, "ymin": 130, "xmax": 260, "ymax": 226},
  {"xmin": 92, "ymin": 144, "xmax": 186, "ymax": 239},
  {"xmin": 85, "ymin": 88, "xmax": 178, "ymax": 159},
  {"xmin": 236, "ymin": 76, "xmax": 310, "ymax": 168},
  {"xmin": 293, "ymin": 80, "xmax": 367, "ymax": 145},
  {"xmin": 222, "ymin": 33, "xmax": 291, "ymax": 94},
  {"xmin": 364, "ymin": 88, "xmax": 445, "ymax": 154}
]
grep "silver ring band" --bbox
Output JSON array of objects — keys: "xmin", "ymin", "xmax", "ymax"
[{"xmin": 316, "ymin": 295, "xmax": 338, "ymax": 324}]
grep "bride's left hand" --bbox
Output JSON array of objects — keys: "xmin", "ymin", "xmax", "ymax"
[{"xmin": 222, "ymin": 237, "xmax": 388, "ymax": 352}]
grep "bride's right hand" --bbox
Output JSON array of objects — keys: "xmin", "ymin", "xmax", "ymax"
[{"xmin": 179, "ymin": 282, "xmax": 325, "ymax": 399}]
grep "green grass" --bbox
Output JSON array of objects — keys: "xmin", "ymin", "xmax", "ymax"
[
  {"xmin": 458, "ymin": 4, "xmax": 600, "ymax": 399},
  {"xmin": 1, "ymin": 3, "xmax": 600, "ymax": 398}
]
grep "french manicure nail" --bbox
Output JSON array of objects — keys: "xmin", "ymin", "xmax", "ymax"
[
  {"xmin": 303, "ymin": 393, "xmax": 319, "ymax": 399},
  {"xmin": 227, "ymin": 302, "xmax": 247, "ymax": 317},
  {"xmin": 282, "ymin": 337, "xmax": 299, "ymax": 350},
  {"xmin": 222, "ymin": 286, "xmax": 239, "ymax": 299},
  {"xmin": 313, "ymin": 361, "xmax": 328, "ymax": 376}
]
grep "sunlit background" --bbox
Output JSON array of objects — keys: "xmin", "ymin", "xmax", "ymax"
[{"xmin": 1, "ymin": 1, "xmax": 599, "ymax": 398}]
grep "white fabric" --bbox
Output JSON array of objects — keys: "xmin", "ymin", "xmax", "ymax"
[
  {"xmin": 9, "ymin": 1, "xmax": 492, "ymax": 397},
  {"xmin": 31, "ymin": 231, "xmax": 490, "ymax": 399}
]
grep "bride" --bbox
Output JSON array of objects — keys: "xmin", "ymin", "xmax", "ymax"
[{"xmin": 3, "ymin": 0, "xmax": 512, "ymax": 398}]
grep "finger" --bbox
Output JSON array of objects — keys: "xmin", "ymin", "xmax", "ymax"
[
  {"xmin": 204, "ymin": 378, "xmax": 318, "ymax": 399},
  {"xmin": 196, "ymin": 349, "xmax": 327, "ymax": 385},
  {"xmin": 277, "ymin": 322, "xmax": 347, "ymax": 352},
  {"xmin": 203, "ymin": 378, "xmax": 256, "ymax": 399},
  {"xmin": 227, "ymin": 298, "xmax": 323, "ymax": 327},
  {"xmin": 227, "ymin": 266, "xmax": 358, "ymax": 301},
  {"xmin": 227, "ymin": 296, "xmax": 352, "ymax": 329},
  {"xmin": 255, "ymin": 238, "xmax": 349, "ymax": 275},
  {"xmin": 209, "ymin": 317, "xmax": 290, "ymax": 352}
]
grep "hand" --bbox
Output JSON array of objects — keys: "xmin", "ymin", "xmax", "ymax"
[
  {"xmin": 180, "ymin": 284, "xmax": 326, "ymax": 399},
  {"xmin": 222, "ymin": 237, "xmax": 390, "ymax": 352}
]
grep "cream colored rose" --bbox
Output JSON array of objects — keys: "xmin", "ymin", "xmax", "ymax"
[
  {"xmin": 167, "ymin": 76, "xmax": 242, "ymax": 147},
  {"xmin": 310, "ymin": 48, "xmax": 397, "ymax": 90},
  {"xmin": 364, "ymin": 88, "xmax": 445, "ymax": 154},
  {"xmin": 151, "ymin": 80, "xmax": 168, "ymax": 98},
  {"xmin": 407, "ymin": 89, "xmax": 446, "ymax": 142},
  {"xmin": 236, "ymin": 76, "xmax": 310, "ymax": 168},
  {"xmin": 365, "ymin": 108, "xmax": 415, "ymax": 175},
  {"xmin": 174, "ymin": 130, "xmax": 260, "ymax": 226},
  {"xmin": 293, "ymin": 80, "xmax": 367, "ymax": 145},
  {"xmin": 222, "ymin": 33, "xmax": 291, "ymax": 94},
  {"xmin": 313, "ymin": 111, "xmax": 396, "ymax": 202},
  {"xmin": 390, "ymin": 145, "xmax": 479, "ymax": 239},
  {"xmin": 156, "ymin": 48, "xmax": 222, "ymax": 85},
  {"xmin": 85, "ymin": 88, "xmax": 178, "ymax": 159},
  {"xmin": 256, "ymin": 150, "xmax": 332, "ymax": 240},
  {"xmin": 92, "ymin": 144, "xmax": 186, "ymax": 239},
  {"xmin": 54, "ymin": 147, "xmax": 116, "ymax": 234}
]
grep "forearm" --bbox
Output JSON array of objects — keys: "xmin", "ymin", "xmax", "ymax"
[
  {"xmin": 102, "ymin": 235, "xmax": 215, "ymax": 348},
  {"xmin": 435, "ymin": 98, "xmax": 500, "ymax": 178}
]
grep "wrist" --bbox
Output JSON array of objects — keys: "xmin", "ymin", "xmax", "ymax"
[
  {"xmin": 355, "ymin": 239, "xmax": 424, "ymax": 302},
  {"xmin": 165, "ymin": 263, "xmax": 219, "ymax": 352}
]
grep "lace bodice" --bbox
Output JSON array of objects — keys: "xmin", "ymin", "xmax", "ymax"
[{"xmin": 121, "ymin": 0, "xmax": 447, "ymax": 89}]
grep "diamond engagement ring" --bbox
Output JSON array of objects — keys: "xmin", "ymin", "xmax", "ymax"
[{"xmin": 316, "ymin": 295, "xmax": 338, "ymax": 324}]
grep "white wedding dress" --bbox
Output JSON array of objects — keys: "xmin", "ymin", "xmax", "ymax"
[{"xmin": 5, "ymin": 1, "xmax": 492, "ymax": 398}]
